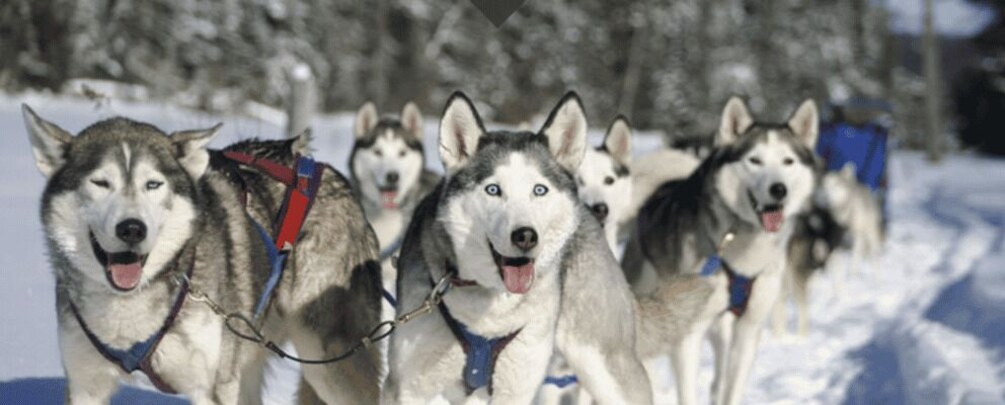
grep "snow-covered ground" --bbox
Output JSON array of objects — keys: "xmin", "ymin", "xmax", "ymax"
[{"xmin": 0, "ymin": 93, "xmax": 1002, "ymax": 404}]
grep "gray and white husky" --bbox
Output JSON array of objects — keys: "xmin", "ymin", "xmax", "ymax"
[
  {"xmin": 623, "ymin": 97, "xmax": 820, "ymax": 405},
  {"xmin": 576, "ymin": 116, "xmax": 633, "ymax": 253},
  {"xmin": 350, "ymin": 101, "xmax": 440, "ymax": 259},
  {"xmin": 24, "ymin": 107, "xmax": 382, "ymax": 404},
  {"xmin": 384, "ymin": 92, "xmax": 651, "ymax": 404}
]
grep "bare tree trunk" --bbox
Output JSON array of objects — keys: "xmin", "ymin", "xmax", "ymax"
[
  {"xmin": 923, "ymin": 0, "xmax": 944, "ymax": 162},
  {"xmin": 618, "ymin": 10, "xmax": 647, "ymax": 116},
  {"xmin": 287, "ymin": 63, "xmax": 316, "ymax": 138},
  {"xmin": 371, "ymin": 0, "xmax": 389, "ymax": 108}
]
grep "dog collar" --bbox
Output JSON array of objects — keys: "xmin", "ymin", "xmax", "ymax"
[{"xmin": 444, "ymin": 262, "xmax": 480, "ymax": 288}]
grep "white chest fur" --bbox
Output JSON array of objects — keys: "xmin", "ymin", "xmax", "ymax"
[{"xmin": 366, "ymin": 207, "xmax": 405, "ymax": 251}]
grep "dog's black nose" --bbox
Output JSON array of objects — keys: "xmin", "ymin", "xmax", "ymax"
[
  {"xmin": 770, "ymin": 183, "xmax": 788, "ymax": 200},
  {"xmin": 386, "ymin": 172, "xmax": 399, "ymax": 185},
  {"xmin": 511, "ymin": 227, "xmax": 538, "ymax": 251},
  {"xmin": 590, "ymin": 203, "xmax": 609, "ymax": 222},
  {"xmin": 116, "ymin": 219, "xmax": 147, "ymax": 244}
]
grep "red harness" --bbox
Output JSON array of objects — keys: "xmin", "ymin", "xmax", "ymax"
[{"xmin": 222, "ymin": 151, "xmax": 322, "ymax": 250}]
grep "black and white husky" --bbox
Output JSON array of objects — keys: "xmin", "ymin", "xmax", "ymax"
[
  {"xmin": 384, "ymin": 92, "xmax": 651, "ymax": 404},
  {"xmin": 623, "ymin": 97, "xmax": 820, "ymax": 405},
  {"xmin": 350, "ymin": 101, "xmax": 440, "ymax": 259},
  {"xmin": 24, "ymin": 107, "xmax": 383, "ymax": 404}
]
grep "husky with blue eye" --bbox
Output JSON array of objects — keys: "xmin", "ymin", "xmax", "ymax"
[
  {"xmin": 383, "ymin": 92, "xmax": 651, "ymax": 404},
  {"xmin": 24, "ymin": 108, "xmax": 382, "ymax": 405}
]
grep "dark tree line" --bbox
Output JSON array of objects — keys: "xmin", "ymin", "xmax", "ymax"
[
  {"xmin": 954, "ymin": 1, "xmax": 1005, "ymax": 155},
  {"xmin": 2, "ymin": 0, "xmax": 900, "ymax": 138}
]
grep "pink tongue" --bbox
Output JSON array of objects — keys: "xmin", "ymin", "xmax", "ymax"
[
  {"xmin": 760, "ymin": 210, "xmax": 784, "ymax": 233},
  {"xmin": 381, "ymin": 191, "xmax": 398, "ymax": 209},
  {"xmin": 109, "ymin": 262, "xmax": 142, "ymax": 290},
  {"xmin": 501, "ymin": 263, "xmax": 535, "ymax": 294}
]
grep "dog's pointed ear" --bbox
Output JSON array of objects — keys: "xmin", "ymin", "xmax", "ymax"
[
  {"xmin": 788, "ymin": 99, "xmax": 819, "ymax": 148},
  {"xmin": 22, "ymin": 104, "xmax": 73, "ymax": 178},
  {"xmin": 354, "ymin": 102, "xmax": 379, "ymax": 139},
  {"xmin": 401, "ymin": 101, "xmax": 423, "ymax": 141},
  {"xmin": 540, "ymin": 92, "xmax": 588, "ymax": 172},
  {"xmin": 716, "ymin": 97, "xmax": 754, "ymax": 146},
  {"xmin": 840, "ymin": 162, "xmax": 857, "ymax": 180},
  {"xmin": 290, "ymin": 127, "xmax": 314, "ymax": 155},
  {"xmin": 438, "ymin": 92, "xmax": 485, "ymax": 174},
  {"xmin": 171, "ymin": 123, "xmax": 222, "ymax": 180},
  {"xmin": 604, "ymin": 115, "xmax": 632, "ymax": 166}
]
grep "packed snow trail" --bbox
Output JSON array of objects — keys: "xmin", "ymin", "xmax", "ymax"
[{"xmin": 0, "ymin": 94, "xmax": 1002, "ymax": 403}]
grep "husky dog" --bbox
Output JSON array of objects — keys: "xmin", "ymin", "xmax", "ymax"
[
  {"xmin": 384, "ymin": 92, "xmax": 651, "ymax": 404},
  {"xmin": 575, "ymin": 116, "xmax": 633, "ymax": 252},
  {"xmin": 771, "ymin": 205, "xmax": 845, "ymax": 337},
  {"xmin": 24, "ymin": 107, "xmax": 382, "ymax": 404},
  {"xmin": 623, "ymin": 97, "xmax": 819, "ymax": 405},
  {"xmin": 350, "ymin": 101, "xmax": 440, "ymax": 259},
  {"xmin": 815, "ymin": 163, "xmax": 884, "ymax": 273}
]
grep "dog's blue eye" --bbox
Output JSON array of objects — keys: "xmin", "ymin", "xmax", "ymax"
[
  {"xmin": 783, "ymin": 157, "xmax": 794, "ymax": 166},
  {"xmin": 146, "ymin": 181, "xmax": 163, "ymax": 190},
  {"xmin": 748, "ymin": 157, "xmax": 763, "ymax": 165},
  {"xmin": 533, "ymin": 184, "xmax": 548, "ymax": 196},
  {"xmin": 485, "ymin": 184, "xmax": 501, "ymax": 196},
  {"xmin": 90, "ymin": 179, "xmax": 110, "ymax": 189},
  {"xmin": 604, "ymin": 176, "xmax": 615, "ymax": 185}
]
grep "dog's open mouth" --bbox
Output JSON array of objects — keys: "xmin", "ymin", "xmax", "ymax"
[
  {"xmin": 489, "ymin": 242, "xmax": 535, "ymax": 294},
  {"xmin": 748, "ymin": 191, "xmax": 784, "ymax": 233},
  {"xmin": 379, "ymin": 186, "xmax": 399, "ymax": 209},
  {"xmin": 90, "ymin": 232, "xmax": 147, "ymax": 292}
]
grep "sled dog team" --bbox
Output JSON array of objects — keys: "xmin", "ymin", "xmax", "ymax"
[{"xmin": 23, "ymin": 89, "xmax": 882, "ymax": 404}]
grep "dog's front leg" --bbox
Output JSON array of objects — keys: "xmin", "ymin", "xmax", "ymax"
[
  {"xmin": 489, "ymin": 331, "xmax": 555, "ymax": 405},
  {"xmin": 717, "ymin": 271, "xmax": 782, "ymax": 405},
  {"xmin": 61, "ymin": 326, "xmax": 120, "ymax": 405},
  {"xmin": 670, "ymin": 331, "xmax": 703, "ymax": 405},
  {"xmin": 708, "ymin": 313, "xmax": 734, "ymax": 404}
]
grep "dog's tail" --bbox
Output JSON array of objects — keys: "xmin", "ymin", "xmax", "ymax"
[
  {"xmin": 626, "ymin": 148, "xmax": 701, "ymax": 222},
  {"xmin": 634, "ymin": 274, "xmax": 715, "ymax": 359}
]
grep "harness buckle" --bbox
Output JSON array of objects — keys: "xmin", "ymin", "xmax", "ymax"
[{"xmin": 429, "ymin": 273, "xmax": 452, "ymax": 304}]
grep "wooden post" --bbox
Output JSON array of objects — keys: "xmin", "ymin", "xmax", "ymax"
[
  {"xmin": 923, "ymin": 0, "xmax": 944, "ymax": 162},
  {"xmin": 287, "ymin": 63, "xmax": 316, "ymax": 138}
]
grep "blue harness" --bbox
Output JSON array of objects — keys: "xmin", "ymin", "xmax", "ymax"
[
  {"xmin": 700, "ymin": 255, "xmax": 756, "ymax": 317},
  {"xmin": 436, "ymin": 281, "xmax": 521, "ymax": 395},
  {"xmin": 67, "ymin": 247, "xmax": 196, "ymax": 394}
]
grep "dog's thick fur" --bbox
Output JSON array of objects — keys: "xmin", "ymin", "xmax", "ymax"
[
  {"xmin": 213, "ymin": 135, "xmax": 384, "ymax": 404},
  {"xmin": 623, "ymin": 97, "xmax": 820, "ymax": 405},
  {"xmin": 384, "ymin": 92, "xmax": 650, "ymax": 404},
  {"xmin": 25, "ymin": 107, "xmax": 382, "ymax": 404}
]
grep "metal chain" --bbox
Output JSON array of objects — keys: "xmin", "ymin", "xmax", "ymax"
[{"xmin": 172, "ymin": 271, "xmax": 453, "ymax": 365}]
